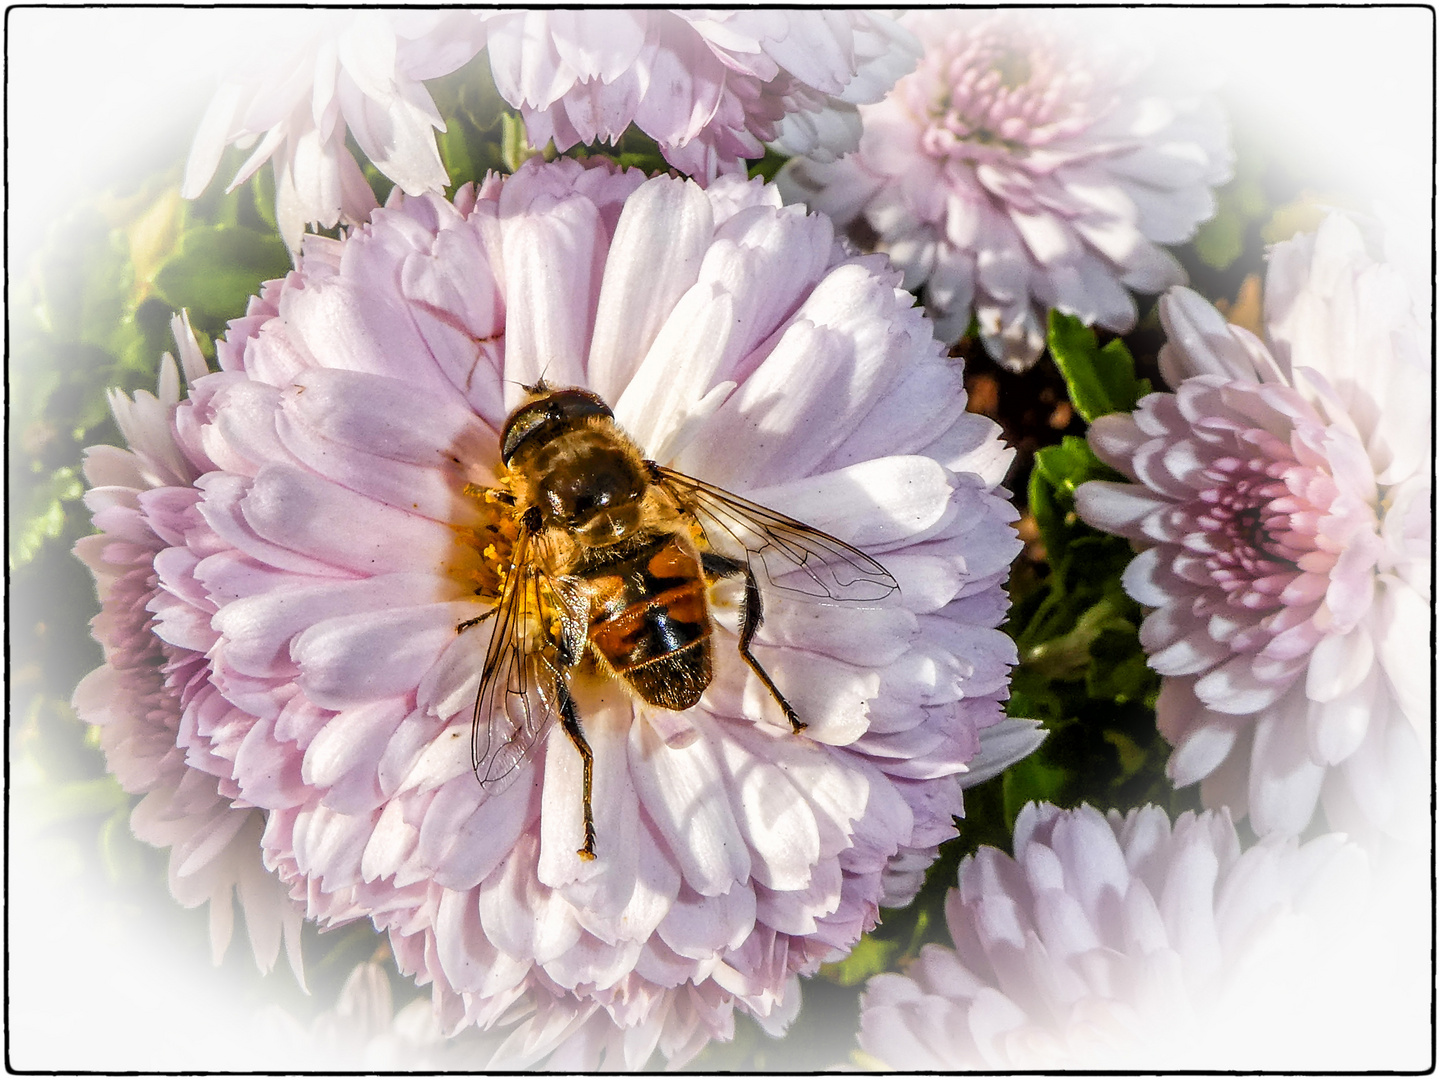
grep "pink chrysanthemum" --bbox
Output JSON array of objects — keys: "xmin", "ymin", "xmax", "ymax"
[
  {"xmin": 781, "ymin": 10, "xmax": 1232, "ymax": 370},
  {"xmin": 859, "ymin": 801, "xmax": 1367, "ymax": 1069},
  {"xmin": 256, "ymin": 962, "xmax": 501, "ymax": 1069},
  {"xmin": 1075, "ymin": 216, "xmax": 1431, "ymax": 846},
  {"xmin": 72, "ymin": 315, "xmax": 304, "ymax": 978},
  {"xmin": 129, "ymin": 157, "xmax": 1026, "ymax": 1065},
  {"xmin": 479, "ymin": 10, "xmax": 919, "ymax": 181},
  {"xmin": 183, "ymin": 11, "xmax": 487, "ymax": 251}
]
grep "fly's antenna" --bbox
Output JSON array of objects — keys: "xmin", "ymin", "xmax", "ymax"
[
  {"xmin": 504, "ymin": 377, "xmax": 551, "ymax": 404},
  {"xmin": 517, "ymin": 364, "xmax": 553, "ymax": 397}
]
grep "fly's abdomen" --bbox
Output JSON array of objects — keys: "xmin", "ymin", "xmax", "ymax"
[{"xmin": 586, "ymin": 535, "xmax": 712, "ymax": 710}]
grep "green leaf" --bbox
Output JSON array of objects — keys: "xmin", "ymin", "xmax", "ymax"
[
  {"xmin": 436, "ymin": 119, "xmax": 478, "ymax": 189},
  {"xmin": 1194, "ymin": 212, "xmax": 1244, "ymax": 271},
  {"xmin": 1194, "ymin": 172, "xmax": 1269, "ymax": 271},
  {"xmin": 610, "ymin": 149, "xmax": 669, "ymax": 174},
  {"xmin": 251, "ymin": 165, "xmax": 279, "ymax": 231},
  {"xmin": 32, "ymin": 776, "xmax": 129, "ymax": 826},
  {"xmin": 1026, "ymin": 435, "xmax": 1117, "ymax": 569},
  {"xmin": 820, "ymin": 933, "xmax": 902, "ymax": 987},
  {"xmin": 1022, "ymin": 594, "xmax": 1130, "ymax": 679},
  {"xmin": 852, "ymin": 1050, "xmax": 892, "ymax": 1071},
  {"xmin": 1031, "ymin": 434, "xmax": 1106, "ymax": 495},
  {"xmin": 98, "ymin": 806, "xmax": 149, "ymax": 882},
  {"xmin": 30, "ymin": 211, "xmax": 134, "ymax": 353},
  {"xmin": 1261, "ymin": 191, "xmax": 1340, "ymax": 246},
  {"xmin": 1086, "ymin": 625, "xmax": 1154, "ymax": 703},
  {"xmin": 1002, "ymin": 752, "xmax": 1071, "ymax": 825},
  {"xmin": 10, "ymin": 466, "xmax": 87, "ymax": 568},
  {"xmin": 1046, "ymin": 311, "xmax": 1151, "ymax": 422},
  {"xmin": 501, "ymin": 113, "xmax": 543, "ymax": 173},
  {"xmin": 748, "ymin": 147, "xmax": 790, "ymax": 183},
  {"xmin": 151, "ymin": 224, "xmax": 289, "ymax": 325}
]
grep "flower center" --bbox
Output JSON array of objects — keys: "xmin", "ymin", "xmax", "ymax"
[
  {"xmin": 454, "ymin": 478, "xmax": 573, "ymax": 649},
  {"xmin": 455, "ymin": 481, "xmax": 521, "ymax": 606},
  {"xmin": 909, "ymin": 18, "xmax": 1109, "ymax": 162},
  {"xmin": 1190, "ymin": 456, "xmax": 1302, "ymax": 611},
  {"xmin": 993, "ymin": 49, "xmax": 1031, "ymax": 92}
]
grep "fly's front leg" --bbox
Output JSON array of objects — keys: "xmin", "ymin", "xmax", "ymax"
[
  {"xmin": 464, "ymin": 481, "xmax": 516, "ymax": 507},
  {"xmin": 455, "ymin": 609, "xmax": 495, "ymax": 634},
  {"xmin": 554, "ymin": 675, "xmax": 597, "ymax": 860},
  {"xmin": 701, "ymin": 552, "xmax": 805, "ymax": 733}
]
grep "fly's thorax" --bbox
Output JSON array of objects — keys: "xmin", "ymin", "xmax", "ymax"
[{"xmin": 508, "ymin": 420, "xmax": 651, "ymax": 546}]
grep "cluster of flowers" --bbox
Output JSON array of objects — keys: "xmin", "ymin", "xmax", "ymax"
[
  {"xmin": 73, "ymin": 7, "xmax": 1426, "ymax": 1070},
  {"xmin": 858, "ymin": 211, "xmax": 1430, "ymax": 1069},
  {"xmin": 183, "ymin": 10, "xmax": 918, "ymax": 250}
]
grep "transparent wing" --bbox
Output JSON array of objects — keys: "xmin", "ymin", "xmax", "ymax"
[
  {"xmin": 656, "ymin": 467, "xmax": 899, "ymax": 602},
  {"xmin": 471, "ymin": 530, "xmax": 563, "ymax": 790}
]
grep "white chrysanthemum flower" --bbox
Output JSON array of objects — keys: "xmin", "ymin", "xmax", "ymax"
[
  {"xmin": 254, "ymin": 962, "xmax": 505, "ymax": 1069},
  {"xmin": 479, "ymin": 10, "xmax": 919, "ymax": 180},
  {"xmin": 859, "ymin": 801, "xmax": 1369, "ymax": 1069},
  {"xmin": 781, "ymin": 10, "xmax": 1232, "ymax": 370},
  {"xmin": 72, "ymin": 314, "xmax": 305, "ymax": 978},
  {"xmin": 105, "ymin": 157, "xmax": 1026, "ymax": 1065},
  {"xmin": 182, "ymin": 11, "xmax": 487, "ymax": 251},
  {"xmin": 1075, "ymin": 216, "xmax": 1431, "ymax": 847}
]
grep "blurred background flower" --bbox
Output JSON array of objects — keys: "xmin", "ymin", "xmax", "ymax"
[
  {"xmin": 253, "ymin": 960, "xmax": 504, "ymax": 1069},
  {"xmin": 480, "ymin": 10, "xmax": 919, "ymax": 181},
  {"xmin": 71, "ymin": 315, "xmax": 305, "ymax": 981},
  {"xmin": 780, "ymin": 10, "xmax": 1233, "ymax": 369},
  {"xmin": 858, "ymin": 800, "xmax": 1369, "ymax": 1069},
  {"xmin": 1076, "ymin": 216, "xmax": 1430, "ymax": 849},
  {"xmin": 181, "ymin": 6, "xmax": 924, "ymax": 248},
  {"xmin": 182, "ymin": 10, "xmax": 488, "ymax": 251}
]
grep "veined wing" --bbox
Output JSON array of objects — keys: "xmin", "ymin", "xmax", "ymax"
[
  {"xmin": 471, "ymin": 529, "xmax": 562, "ymax": 791},
  {"xmin": 656, "ymin": 466, "xmax": 898, "ymax": 602}
]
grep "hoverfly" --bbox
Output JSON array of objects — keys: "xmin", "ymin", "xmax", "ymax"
[{"xmin": 463, "ymin": 383, "xmax": 897, "ymax": 860}]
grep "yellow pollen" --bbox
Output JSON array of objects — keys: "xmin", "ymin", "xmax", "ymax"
[{"xmin": 453, "ymin": 477, "xmax": 522, "ymax": 604}]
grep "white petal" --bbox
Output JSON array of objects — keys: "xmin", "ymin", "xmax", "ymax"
[
  {"xmin": 499, "ymin": 180, "xmax": 606, "ymax": 397},
  {"xmin": 1156, "ymin": 829, "xmax": 1221, "ymax": 979},
  {"xmin": 1247, "ymin": 695, "xmax": 1326, "ymax": 836},
  {"xmin": 292, "ymin": 604, "xmax": 463, "ymax": 709},
  {"xmin": 960, "ymin": 719, "xmax": 1045, "ymax": 788},
  {"xmin": 1306, "ymin": 664, "xmax": 1375, "ymax": 764},
  {"xmin": 714, "ymin": 733, "xmax": 820, "ymax": 891},
  {"xmin": 1372, "ymin": 577, "xmax": 1430, "ymax": 730},
  {"xmin": 1158, "ymin": 288, "xmax": 1268, "ymax": 386},
  {"xmin": 588, "ymin": 175, "xmax": 715, "ymax": 402},
  {"xmin": 183, "ymin": 81, "xmax": 246, "ymax": 198},
  {"xmin": 745, "ymin": 455, "xmax": 955, "ymax": 551},
  {"xmin": 628, "ymin": 717, "xmax": 750, "ymax": 896},
  {"xmin": 1170, "ymin": 716, "xmax": 1241, "ymax": 786},
  {"xmin": 613, "ymin": 287, "xmax": 737, "ymax": 460},
  {"xmin": 1304, "ymin": 627, "xmax": 1374, "ymax": 703},
  {"xmin": 1075, "ymin": 481, "xmax": 1172, "ymax": 542}
]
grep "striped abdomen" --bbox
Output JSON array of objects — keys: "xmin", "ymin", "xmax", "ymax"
[{"xmin": 584, "ymin": 533, "xmax": 712, "ymax": 710}]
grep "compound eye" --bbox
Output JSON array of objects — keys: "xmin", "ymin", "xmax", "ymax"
[
  {"xmin": 500, "ymin": 389, "xmax": 614, "ymax": 464},
  {"xmin": 500, "ymin": 403, "xmax": 551, "ymax": 464}
]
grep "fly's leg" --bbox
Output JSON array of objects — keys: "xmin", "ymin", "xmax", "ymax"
[
  {"xmin": 701, "ymin": 552, "xmax": 805, "ymax": 733},
  {"xmin": 555, "ymin": 675, "xmax": 597, "ymax": 860},
  {"xmin": 456, "ymin": 609, "xmax": 496, "ymax": 634}
]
